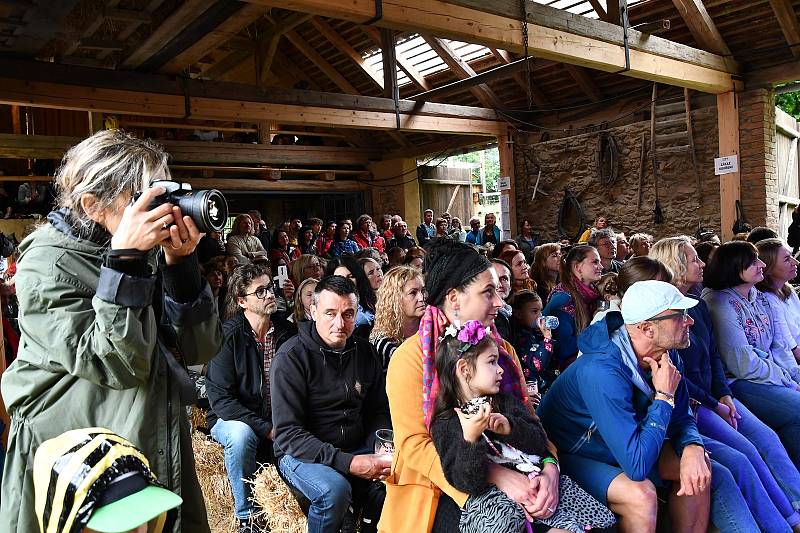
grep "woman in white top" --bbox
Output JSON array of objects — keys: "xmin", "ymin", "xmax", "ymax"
[{"xmin": 756, "ymin": 238, "xmax": 800, "ymax": 364}]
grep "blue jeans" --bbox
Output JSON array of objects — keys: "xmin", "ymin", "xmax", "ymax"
[
  {"xmin": 730, "ymin": 380, "xmax": 800, "ymax": 470},
  {"xmin": 705, "ymin": 436, "xmax": 793, "ymax": 532},
  {"xmin": 278, "ymin": 455, "xmax": 352, "ymax": 533},
  {"xmin": 709, "ymin": 459, "xmax": 762, "ymax": 533},
  {"xmin": 699, "ymin": 400, "xmax": 800, "ymax": 526},
  {"xmin": 211, "ymin": 419, "xmax": 260, "ymax": 520}
]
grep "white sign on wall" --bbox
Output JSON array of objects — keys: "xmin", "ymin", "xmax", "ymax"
[
  {"xmin": 498, "ymin": 176, "xmax": 511, "ymax": 191},
  {"xmin": 714, "ymin": 155, "xmax": 739, "ymax": 176}
]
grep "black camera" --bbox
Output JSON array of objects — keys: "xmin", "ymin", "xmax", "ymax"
[{"xmin": 137, "ymin": 180, "xmax": 228, "ymax": 233}]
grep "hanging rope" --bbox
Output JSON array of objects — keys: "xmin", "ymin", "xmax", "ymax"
[{"xmin": 519, "ymin": 0, "xmax": 533, "ymax": 111}]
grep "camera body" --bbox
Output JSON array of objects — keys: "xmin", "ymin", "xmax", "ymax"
[{"xmin": 138, "ymin": 180, "xmax": 228, "ymax": 234}]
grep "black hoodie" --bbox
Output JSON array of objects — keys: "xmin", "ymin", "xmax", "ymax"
[{"xmin": 271, "ymin": 320, "xmax": 390, "ymax": 474}]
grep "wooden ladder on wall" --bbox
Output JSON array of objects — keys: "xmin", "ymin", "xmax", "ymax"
[{"xmin": 650, "ymin": 84, "xmax": 702, "ymax": 209}]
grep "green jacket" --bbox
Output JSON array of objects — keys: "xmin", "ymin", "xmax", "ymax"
[{"xmin": 0, "ymin": 219, "xmax": 222, "ymax": 532}]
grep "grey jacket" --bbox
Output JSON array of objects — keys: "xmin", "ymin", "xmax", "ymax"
[{"xmin": 702, "ymin": 287, "xmax": 800, "ymax": 387}]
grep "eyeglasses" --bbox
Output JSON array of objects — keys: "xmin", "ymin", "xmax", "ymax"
[
  {"xmin": 647, "ymin": 309, "xmax": 690, "ymax": 322},
  {"xmin": 243, "ymin": 284, "xmax": 275, "ymax": 299}
]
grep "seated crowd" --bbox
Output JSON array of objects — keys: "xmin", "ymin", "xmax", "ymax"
[
  {"xmin": 190, "ymin": 203, "xmax": 800, "ymax": 533},
  {"xmin": 2, "ymin": 132, "xmax": 800, "ymax": 533}
]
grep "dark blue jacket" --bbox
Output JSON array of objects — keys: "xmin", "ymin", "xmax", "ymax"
[
  {"xmin": 676, "ymin": 296, "xmax": 732, "ymax": 409},
  {"xmin": 538, "ymin": 312, "xmax": 703, "ymax": 482}
]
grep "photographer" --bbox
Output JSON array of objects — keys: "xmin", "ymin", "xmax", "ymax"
[{"xmin": 0, "ymin": 130, "xmax": 223, "ymax": 532}]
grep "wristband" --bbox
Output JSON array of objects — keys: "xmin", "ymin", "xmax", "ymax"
[
  {"xmin": 542, "ymin": 457, "xmax": 559, "ymax": 472},
  {"xmin": 655, "ymin": 390, "xmax": 674, "ymax": 400}
]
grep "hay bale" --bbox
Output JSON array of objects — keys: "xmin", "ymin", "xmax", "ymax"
[
  {"xmin": 189, "ymin": 406, "xmax": 208, "ymax": 432},
  {"xmin": 191, "ymin": 431, "xmax": 237, "ymax": 533},
  {"xmin": 250, "ymin": 464, "xmax": 307, "ymax": 533}
]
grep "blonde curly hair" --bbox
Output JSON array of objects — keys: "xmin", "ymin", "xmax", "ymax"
[{"xmin": 370, "ymin": 266, "xmax": 424, "ymax": 343}]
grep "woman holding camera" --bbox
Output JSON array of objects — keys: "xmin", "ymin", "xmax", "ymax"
[{"xmin": 0, "ymin": 130, "xmax": 223, "ymax": 532}]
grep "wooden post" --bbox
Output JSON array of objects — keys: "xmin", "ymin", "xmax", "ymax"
[
  {"xmin": 718, "ymin": 91, "xmax": 740, "ymax": 242},
  {"xmin": 497, "ymin": 129, "xmax": 517, "ymax": 240},
  {"xmin": 88, "ymin": 112, "xmax": 105, "ymax": 134},
  {"xmin": 10, "ymin": 106, "xmax": 21, "ymax": 134},
  {"xmin": 257, "ymin": 121, "xmax": 276, "ymax": 144}
]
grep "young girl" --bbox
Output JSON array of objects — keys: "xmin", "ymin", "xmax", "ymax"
[
  {"xmin": 509, "ymin": 290, "xmax": 555, "ymax": 392},
  {"xmin": 430, "ymin": 320, "xmax": 615, "ymax": 533}
]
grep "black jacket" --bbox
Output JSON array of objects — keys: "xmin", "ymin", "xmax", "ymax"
[
  {"xmin": 430, "ymin": 393, "xmax": 550, "ymax": 495},
  {"xmin": 206, "ymin": 312, "xmax": 296, "ymax": 437},
  {"xmin": 271, "ymin": 321, "xmax": 391, "ymax": 474}
]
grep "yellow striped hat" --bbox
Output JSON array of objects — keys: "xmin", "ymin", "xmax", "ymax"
[{"xmin": 33, "ymin": 428, "xmax": 181, "ymax": 533}]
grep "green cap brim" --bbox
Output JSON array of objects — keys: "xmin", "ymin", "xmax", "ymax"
[{"xmin": 86, "ymin": 486, "xmax": 182, "ymax": 532}]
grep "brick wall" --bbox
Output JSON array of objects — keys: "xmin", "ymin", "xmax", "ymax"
[{"xmin": 738, "ymin": 89, "xmax": 778, "ymax": 229}]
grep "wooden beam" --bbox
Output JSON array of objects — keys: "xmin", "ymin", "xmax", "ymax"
[
  {"xmin": 103, "ymin": 7, "xmax": 152, "ymax": 24},
  {"xmin": 586, "ymin": 0, "xmax": 608, "ymax": 21},
  {"xmin": 182, "ymin": 178, "xmax": 368, "ymax": 192},
  {"xmin": 120, "ymin": 0, "xmax": 216, "ymax": 69},
  {"xmin": 285, "ymin": 30, "xmax": 359, "ymax": 94},
  {"xmin": 78, "ymin": 38, "xmax": 124, "ymax": 51},
  {"xmin": 717, "ymin": 91, "xmax": 740, "ymax": 242},
  {"xmin": 423, "ymin": 36, "xmax": 502, "ymax": 108},
  {"xmin": 769, "ymin": 0, "xmax": 800, "ymax": 59},
  {"xmin": 606, "ymin": 0, "xmax": 623, "ymax": 25},
  {"xmin": 158, "ymin": 3, "xmax": 265, "ymax": 75},
  {"xmin": 247, "ymin": 0, "xmax": 737, "ymax": 93},
  {"xmin": 0, "ymin": 77, "xmax": 503, "ymax": 135},
  {"xmin": 0, "ymin": 133, "xmax": 378, "ymax": 165},
  {"xmin": 256, "ymin": 12, "xmax": 311, "ymax": 88},
  {"xmin": 497, "ymin": 129, "xmax": 516, "ymax": 239},
  {"xmin": 671, "ymin": 0, "xmax": 732, "ymax": 56},
  {"xmin": 312, "ymin": 17, "xmax": 383, "ymax": 89},
  {"xmin": 362, "ymin": 26, "xmax": 430, "ymax": 92},
  {"xmin": 0, "ymin": 58, "xmax": 498, "ymax": 120},
  {"xmin": 5, "ymin": 0, "xmax": 80, "ymax": 55},
  {"xmin": 411, "ymin": 58, "xmax": 531, "ymax": 101},
  {"xmin": 381, "ymin": 28, "xmax": 400, "ymax": 100},
  {"xmin": 563, "ymin": 64, "xmax": 603, "ymax": 103},
  {"xmin": 746, "ymin": 60, "xmax": 800, "ymax": 87},
  {"xmin": 63, "ymin": 0, "xmax": 120, "ymax": 57}
]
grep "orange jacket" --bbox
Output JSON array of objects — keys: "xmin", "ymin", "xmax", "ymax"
[{"xmin": 379, "ymin": 333, "xmax": 554, "ymax": 533}]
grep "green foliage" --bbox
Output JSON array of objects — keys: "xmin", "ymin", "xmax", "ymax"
[
  {"xmin": 450, "ymin": 147, "xmax": 500, "ymax": 192},
  {"xmin": 777, "ymin": 89, "xmax": 800, "ymax": 119}
]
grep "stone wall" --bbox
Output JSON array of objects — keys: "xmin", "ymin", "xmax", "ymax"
[{"xmin": 512, "ymin": 106, "xmax": 722, "ymax": 242}]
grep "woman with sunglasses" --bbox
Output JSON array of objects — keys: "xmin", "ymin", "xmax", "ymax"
[{"xmin": 701, "ymin": 241, "xmax": 800, "ymax": 470}]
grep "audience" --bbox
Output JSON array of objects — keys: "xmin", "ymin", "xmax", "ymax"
[
  {"xmin": 479, "ymin": 212, "xmax": 500, "ymax": 245},
  {"xmin": 268, "ymin": 228, "xmax": 300, "ymax": 265},
  {"xmin": 515, "ymin": 217, "xmax": 537, "ymax": 261},
  {"xmin": 539, "ymin": 281, "xmax": 711, "ymax": 533},
  {"xmin": 489, "ymin": 258, "xmax": 514, "ymax": 341},
  {"xmin": 543, "ymin": 244, "xmax": 603, "ymax": 371},
  {"xmin": 450, "ymin": 216, "xmax": 467, "ymax": 242},
  {"xmin": 629, "ymin": 233, "xmax": 653, "ymax": 257},
  {"xmin": 465, "ymin": 216, "xmax": 481, "ymax": 244},
  {"xmin": 702, "ymin": 241, "xmax": 800, "ymax": 467},
  {"xmin": 386, "ymin": 220, "xmax": 416, "ymax": 251},
  {"xmin": 227, "ymin": 214, "xmax": 268, "ymax": 265},
  {"xmin": 499, "ymin": 248, "xmax": 535, "ymax": 296},
  {"xmin": 327, "ymin": 255, "xmax": 377, "ymax": 338},
  {"xmin": 271, "ymin": 276, "xmax": 391, "ymax": 533},
  {"xmin": 291, "ymin": 277, "xmax": 318, "ymax": 324},
  {"xmin": 531, "ymin": 242, "xmax": 561, "ymax": 305},
  {"xmin": 315, "ymin": 220, "xmax": 337, "ymax": 256},
  {"xmin": 416, "ymin": 209, "xmax": 435, "ymax": 247},
  {"xmin": 588, "ymin": 228, "xmax": 623, "ymax": 274},
  {"xmin": 369, "ymin": 266, "xmax": 425, "ymax": 368},
  {"xmin": 206, "ymin": 263, "xmax": 296, "ymax": 532},
  {"xmin": 756, "ymin": 238, "xmax": 800, "ymax": 362}
]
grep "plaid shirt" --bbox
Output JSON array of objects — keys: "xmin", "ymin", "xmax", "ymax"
[{"xmin": 253, "ymin": 325, "xmax": 277, "ymax": 415}]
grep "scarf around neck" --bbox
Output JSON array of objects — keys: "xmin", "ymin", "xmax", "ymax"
[{"xmin": 419, "ymin": 305, "xmax": 526, "ymax": 429}]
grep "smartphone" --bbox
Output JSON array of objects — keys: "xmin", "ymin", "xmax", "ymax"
[{"xmin": 277, "ymin": 265, "xmax": 288, "ymax": 289}]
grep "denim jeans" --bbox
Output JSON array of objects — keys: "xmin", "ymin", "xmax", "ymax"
[
  {"xmin": 709, "ymin": 459, "xmax": 761, "ymax": 533},
  {"xmin": 211, "ymin": 419, "xmax": 260, "ymax": 520},
  {"xmin": 730, "ymin": 380, "xmax": 800, "ymax": 470},
  {"xmin": 698, "ymin": 400, "xmax": 800, "ymax": 527},
  {"xmin": 278, "ymin": 455, "xmax": 352, "ymax": 533},
  {"xmin": 704, "ymin": 436, "xmax": 793, "ymax": 532}
]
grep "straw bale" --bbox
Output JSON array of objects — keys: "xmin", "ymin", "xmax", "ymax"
[
  {"xmin": 250, "ymin": 463, "xmax": 307, "ymax": 533},
  {"xmin": 191, "ymin": 431, "xmax": 237, "ymax": 533}
]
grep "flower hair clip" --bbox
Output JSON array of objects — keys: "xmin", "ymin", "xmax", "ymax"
[{"xmin": 443, "ymin": 320, "xmax": 492, "ymax": 353}]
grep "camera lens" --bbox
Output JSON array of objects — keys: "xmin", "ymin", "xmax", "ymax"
[{"xmin": 177, "ymin": 189, "xmax": 228, "ymax": 233}]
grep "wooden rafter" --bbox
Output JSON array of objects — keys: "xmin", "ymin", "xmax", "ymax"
[
  {"xmin": 312, "ymin": 17, "xmax": 383, "ymax": 90},
  {"xmin": 423, "ymin": 36, "xmax": 501, "ymax": 108},
  {"xmin": 489, "ymin": 49, "xmax": 549, "ymax": 108},
  {"xmin": 63, "ymin": 0, "xmax": 120, "ymax": 57},
  {"xmin": 256, "ymin": 12, "xmax": 311, "ymax": 88},
  {"xmin": 243, "ymin": 0, "xmax": 736, "ymax": 93},
  {"xmin": 120, "ymin": 0, "xmax": 216, "ymax": 69},
  {"xmin": 159, "ymin": 3, "xmax": 265, "ymax": 75},
  {"xmin": 747, "ymin": 59, "xmax": 800, "ymax": 87},
  {"xmin": 769, "ymin": 0, "xmax": 800, "ymax": 59},
  {"xmin": 99, "ymin": 0, "xmax": 166, "ymax": 61},
  {"xmin": 670, "ymin": 0, "xmax": 732, "ymax": 56},
  {"xmin": 586, "ymin": 0, "xmax": 608, "ymax": 21},
  {"xmin": 562, "ymin": 64, "xmax": 603, "ymax": 103},
  {"xmin": 361, "ymin": 26, "xmax": 430, "ymax": 92},
  {"xmin": 285, "ymin": 30, "xmax": 358, "ymax": 94}
]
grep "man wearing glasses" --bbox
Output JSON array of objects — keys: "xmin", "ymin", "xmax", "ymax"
[
  {"xmin": 539, "ymin": 280, "xmax": 712, "ymax": 533},
  {"xmin": 205, "ymin": 263, "xmax": 297, "ymax": 533},
  {"xmin": 589, "ymin": 228, "xmax": 624, "ymax": 274}
]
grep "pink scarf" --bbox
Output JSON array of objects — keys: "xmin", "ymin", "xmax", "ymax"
[
  {"xmin": 420, "ymin": 306, "xmax": 527, "ymax": 429},
  {"xmin": 574, "ymin": 275, "xmax": 602, "ymax": 303}
]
